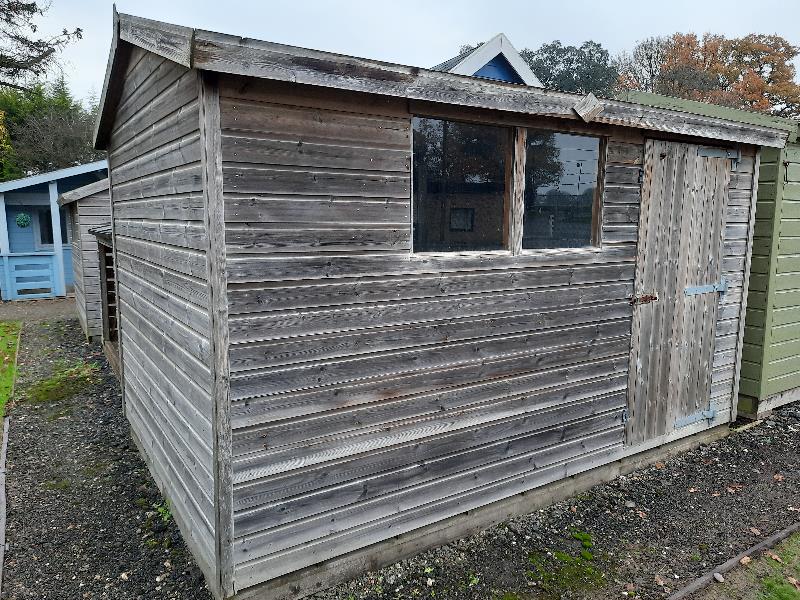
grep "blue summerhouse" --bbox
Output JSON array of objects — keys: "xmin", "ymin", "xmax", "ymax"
[
  {"xmin": 0, "ymin": 160, "xmax": 108, "ymax": 300},
  {"xmin": 431, "ymin": 33, "xmax": 542, "ymax": 86}
]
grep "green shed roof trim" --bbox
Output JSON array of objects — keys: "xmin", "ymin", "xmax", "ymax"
[
  {"xmin": 94, "ymin": 11, "xmax": 791, "ymax": 150},
  {"xmin": 617, "ymin": 90, "xmax": 799, "ymax": 143}
]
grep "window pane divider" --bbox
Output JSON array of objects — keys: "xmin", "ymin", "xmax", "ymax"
[{"xmin": 509, "ymin": 127, "xmax": 527, "ymax": 256}]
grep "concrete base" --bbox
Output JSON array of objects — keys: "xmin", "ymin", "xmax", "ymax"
[{"xmin": 234, "ymin": 425, "xmax": 730, "ymax": 600}]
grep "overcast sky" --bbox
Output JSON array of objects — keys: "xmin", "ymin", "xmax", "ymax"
[{"xmin": 38, "ymin": 0, "xmax": 800, "ymax": 103}]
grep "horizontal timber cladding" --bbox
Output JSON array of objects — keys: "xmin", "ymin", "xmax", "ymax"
[
  {"xmin": 107, "ymin": 45, "xmax": 217, "ymax": 579},
  {"xmin": 218, "ymin": 76, "xmax": 642, "ymax": 589},
  {"xmin": 76, "ymin": 191, "xmax": 112, "ymax": 339},
  {"xmin": 744, "ymin": 141, "xmax": 800, "ymax": 402}
]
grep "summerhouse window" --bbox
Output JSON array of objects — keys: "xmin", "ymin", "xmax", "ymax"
[{"xmin": 411, "ymin": 117, "xmax": 603, "ymax": 253}]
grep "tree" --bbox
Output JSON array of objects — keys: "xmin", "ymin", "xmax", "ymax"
[
  {"xmin": 614, "ymin": 36, "xmax": 672, "ymax": 93},
  {"xmin": 617, "ymin": 32, "xmax": 800, "ymax": 118},
  {"xmin": 520, "ymin": 40, "xmax": 618, "ymax": 96},
  {"xmin": 1, "ymin": 0, "xmax": 82, "ymax": 90},
  {"xmin": 0, "ymin": 76, "xmax": 103, "ymax": 179}
]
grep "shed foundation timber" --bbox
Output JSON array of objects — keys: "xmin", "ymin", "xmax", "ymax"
[
  {"xmin": 93, "ymin": 12, "xmax": 789, "ymax": 600},
  {"xmin": 236, "ymin": 425, "xmax": 729, "ymax": 600}
]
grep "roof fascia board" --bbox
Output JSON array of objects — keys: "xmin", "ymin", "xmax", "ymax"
[
  {"xmin": 118, "ymin": 12, "xmax": 194, "ymax": 68},
  {"xmin": 94, "ymin": 7, "xmax": 127, "ymax": 149},
  {"xmin": 191, "ymin": 28, "xmax": 787, "ymax": 148},
  {"xmin": 97, "ymin": 13, "xmax": 790, "ymax": 148},
  {"xmin": 0, "ymin": 160, "xmax": 108, "ymax": 194},
  {"xmin": 618, "ymin": 90, "xmax": 799, "ymax": 143},
  {"xmin": 57, "ymin": 178, "xmax": 110, "ymax": 206},
  {"xmin": 449, "ymin": 33, "xmax": 541, "ymax": 87}
]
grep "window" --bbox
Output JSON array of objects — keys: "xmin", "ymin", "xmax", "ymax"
[
  {"xmin": 412, "ymin": 117, "xmax": 509, "ymax": 252},
  {"xmin": 522, "ymin": 130, "xmax": 600, "ymax": 249},
  {"xmin": 37, "ymin": 207, "xmax": 70, "ymax": 246}
]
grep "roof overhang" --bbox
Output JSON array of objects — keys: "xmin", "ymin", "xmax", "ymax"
[
  {"xmin": 57, "ymin": 178, "xmax": 109, "ymax": 206},
  {"xmin": 93, "ymin": 12, "xmax": 792, "ymax": 150},
  {"xmin": 617, "ymin": 90, "xmax": 799, "ymax": 144},
  {"xmin": 0, "ymin": 160, "xmax": 108, "ymax": 194}
]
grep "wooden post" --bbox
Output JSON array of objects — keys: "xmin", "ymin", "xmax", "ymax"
[
  {"xmin": 0, "ymin": 193, "xmax": 9, "ymax": 301},
  {"xmin": 0, "ymin": 193, "xmax": 9, "ymax": 256},
  {"xmin": 48, "ymin": 181, "xmax": 66, "ymax": 296}
]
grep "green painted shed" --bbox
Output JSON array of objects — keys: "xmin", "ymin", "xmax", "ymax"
[{"xmin": 619, "ymin": 91, "xmax": 800, "ymax": 419}]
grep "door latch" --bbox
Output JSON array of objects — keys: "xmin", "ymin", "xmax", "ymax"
[{"xmin": 629, "ymin": 293, "xmax": 658, "ymax": 306}]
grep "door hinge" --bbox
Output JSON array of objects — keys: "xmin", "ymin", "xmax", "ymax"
[
  {"xmin": 621, "ymin": 408, "xmax": 629, "ymax": 424},
  {"xmin": 698, "ymin": 146, "xmax": 741, "ymax": 170},
  {"xmin": 684, "ymin": 277, "xmax": 727, "ymax": 297},
  {"xmin": 675, "ymin": 409, "xmax": 717, "ymax": 429}
]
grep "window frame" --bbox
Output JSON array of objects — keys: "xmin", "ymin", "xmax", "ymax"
[
  {"xmin": 518, "ymin": 127, "xmax": 606, "ymax": 253},
  {"xmin": 410, "ymin": 113, "xmax": 607, "ymax": 258},
  {"xmin": 410, "ymin": 114, "xmax": 515, "ymax": 255},
  {"xmin": 33, "ymin": 206, "xmax": 72, "ymax": 251}
]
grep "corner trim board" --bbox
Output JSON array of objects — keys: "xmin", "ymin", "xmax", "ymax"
[{"xmin": 198, "ymin": 70, "xmax": 234, "ymax": 598}]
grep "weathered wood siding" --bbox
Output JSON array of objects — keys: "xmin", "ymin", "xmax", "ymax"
[
  {"xmin": 712, "ymin": 150, "xmax": 759, "ymax": 420},
  {"xmin": 741, "ymin": 142, "xmax": 800, "ymax": 407},
  {"xmin": 69, "ymin": 204, "xmax": 87, "ymax": 334},
  {"xmin": 70, "ymin": 188, "xmax": 112, "ymax": 339},
  {"xmin": 106, "ymin": 46, "xmax": 216, "ymax": 578},
  {"xmin": 219, "ymin": 78, "xmax": 641, "ymax": 589}
]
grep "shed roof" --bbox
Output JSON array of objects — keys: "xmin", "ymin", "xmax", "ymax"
[
  {"xmin": 57, "ymin": 178, "xmax": 110, "ymax": 206},
  {"xmin": 431, "ymin": 33, "xmax": 542, "ymax": 87},
  {"xmin": 94, "ymin": 10, "xmax": 791, "ymax": 150},
  {"xmin": 0, "ymin": 160, "xmax": 108, "ymax": 194},
  {"xmin": 617, "ymin": 90, "xmax": 800, "ymax": 143}
]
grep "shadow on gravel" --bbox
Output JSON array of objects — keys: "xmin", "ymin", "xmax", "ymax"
[{"xmin": 2, "ymin": 318, "xmax": 212, "ymax": 600}]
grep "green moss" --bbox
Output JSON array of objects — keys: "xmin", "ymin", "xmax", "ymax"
[
  {"xmin": 23, "ymin": 360, "xmax": 99, "ymax": 403},
  {"xmin": 43, "ymin": 478, "xmax": 70, "ymax": 491},
  {"xmin": 528, "ymin": 547, "xmax": 607, "ymax": 599},
  {"xmin": 571, "ymin": 529, "xmax": 594, "ymax": 549}
]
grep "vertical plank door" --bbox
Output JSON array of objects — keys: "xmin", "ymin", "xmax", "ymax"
[{"xmin": 627, "ymin": 140, "xmax": 731, "ymax": 445}]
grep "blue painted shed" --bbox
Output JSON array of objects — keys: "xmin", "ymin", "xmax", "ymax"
[
  {"xmin": 431, "ymin": 33, "xmax": 541, "ymax": 86},
  {"xmin": 0, "ymin": 160, "xmax": 108, "ymax": 300}
]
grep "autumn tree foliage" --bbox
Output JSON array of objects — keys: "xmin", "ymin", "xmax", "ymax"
[{"xmin": 617, "ymin": 33, "xmax": 800, "ymax": 117}]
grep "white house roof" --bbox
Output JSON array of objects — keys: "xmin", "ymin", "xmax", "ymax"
[
  {"xmin": 0, "ymin": 160, "xmax": 108, "ymax": 194},
  {"xmin": 432, "ymin": 33, "xmax": 542, "ymax": 87}
]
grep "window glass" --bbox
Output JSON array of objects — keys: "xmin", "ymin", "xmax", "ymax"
[
  {"xmin": 522, "ymin": 130, "xmax": 600, "ymax": 249},
  {"xmin": 413, "ymin": 117, "xmax": 509, "ymax": 252},
  {"xmin": 37, "ymin": 207, "xmax": 69, "ymax": 246}
]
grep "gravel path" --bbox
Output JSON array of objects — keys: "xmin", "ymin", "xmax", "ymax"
[
  {"xmin": 0, "ymin": 298, "xmax": 76, "ymax": 323},
  {"xmin": 2, "ymin": 318, "xmax": 799, "ymax": 600},
  {"xmin": 2, "ymin": 318, "xmax": 212, "ymax": 600}
]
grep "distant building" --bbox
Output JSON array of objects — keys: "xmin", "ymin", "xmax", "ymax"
[
  {"xmin": 0, "ymin": 160, "xmax": 108, "ymax": 300},
  {"xmin": 431, "ymin": 33, "xmax": 542, "ymax": 86}
]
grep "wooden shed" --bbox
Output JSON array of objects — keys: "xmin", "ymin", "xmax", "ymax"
[
  {"xmin": 58, "ymin": 178, "xmax": 111, "ymax": 340},
  {"xmin": 93, "ymin": 12, "xmax": 790, "ymax": 600},
  {"xmin": 619, "ymin": 92, "xmax": 800, "ymax": 420}
]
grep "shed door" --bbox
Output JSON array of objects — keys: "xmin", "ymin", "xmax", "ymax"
[{"xmin": 627, "ymin": 140, "xmax": 731, "ymax": 445}]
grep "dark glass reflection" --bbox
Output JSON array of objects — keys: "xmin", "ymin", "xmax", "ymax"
[
  {"xmin": 523, "ymin": 130, "xmax": 600, "ymax": 249},
  {"xmin": 413, "ymin": 117, "xmax": 508, "ymax": 252}
]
